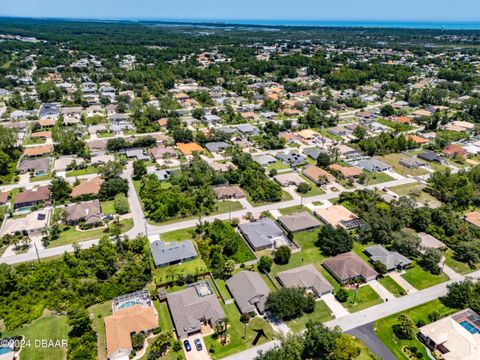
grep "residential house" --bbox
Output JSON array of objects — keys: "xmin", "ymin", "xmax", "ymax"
[
  {"xmin": 149, "ymin": 238, "xmax": 197, "ymax": 268},
  {"xmin": 364, "ymin": 244, "xmax": 412, "ymax": 271},
  {"xmin": 204, "ymin": 142, "xmax": 230, "ymax": 153},
  {"xmin": 399, "ymin": 157, "xmax": 426, "ymax": 169},
  {"xmin": 273, "ymin": 173, "xmax": 305, "ymax": 187},
  {"xmin": 176, "ymin": 142, "xmax": 204, "ymax": 156},
  {"xmin": 213, "ymin": 185, "xmax": 245, "ymax": 200},
  {"xmin": 2, "ymin": 209, "xmax": 49, "ymax": 236},
  {"xmin": 254, "ymin": 154, "xmax": 276, "ymax": 166},
  {"xmin": 238, "ymin": 218, "xmax": 290, "ymax": 251},
  {"xmin": 14, "ymin": 186, "xmax": 50, "ymax": 210},
  {"xmin": 23, "ymin": 144, "xmax": 53, "ymax": 157},
  {"xmin": 356, "ymin": 158, "xmax": 391, "ymax": 172},
  {"xmin": 226, "ymin": 271, "xmax": 270, "ymax": 314},
  {"xmin": 277, "ymin": 264, "xmax": 333, "ymax": 298},
  {"xmin": 323, "ymin": 252, "xmax": 378, "ymax": 284},
  {"xmin": 303, "ymin": 165, "xmax": 335, "ymax": 184},
  {"xmin": 65, "ymin": 200, "xmax": 103, "ymax": 226},
  {"xmin": 417, "ymin": 232, "xmax": 446, "ymax": 252},
  {"xmin": 314, "ymin": 205, "xmax": 361, "ymax": 230},
  {"xmin": 70, "ymin": 177, "xmax": 104, "ymax": 198},
  {"xmin": 17, "ymin": 158, "xmax": 50, "ymax": 176},
  {"xmin": 328, "ymin": 164, "xmax": 362, "ymax": 179},
  {"xmin": 277, "ymin": 211, "xmax": 321, "ymax": 233},
  {"xmin": 125, "ymin": 148, "xmax": 149, "ymax": 161},
  {"xmin": 277, "ymin": 152, "xmax": 306, "ymax": 167}
]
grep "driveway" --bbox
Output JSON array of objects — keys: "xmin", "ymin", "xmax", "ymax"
[
  {"xmin": 347, "ymin": 323, "xmax": 396, "ymax": 360},
  {"xmin": 183, "ymin": 336, "xmax": 210, "ymax": 360}
]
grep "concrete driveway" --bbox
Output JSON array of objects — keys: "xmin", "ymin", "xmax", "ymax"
[{"xmin": 183, "ymin": 336, "xmax": 210, "ymax": 360}]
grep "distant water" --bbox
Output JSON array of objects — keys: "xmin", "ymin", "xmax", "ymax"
[{"xmin": 156, "ymin": 19, "xmax": 480, "ymax": 30}]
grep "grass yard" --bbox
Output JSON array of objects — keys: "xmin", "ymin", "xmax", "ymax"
[
  {"xmin": 362, "ymin": 171, "xmax": 395, "ymax": 185},
  {"xmin": 342, "ymin": 285, "xmax": 383, "ymax": 313},
  {"xmin": 389, "ymin": 182, "xmax": 442, "ymax": 207},
  {"xmin": 100, "ymin": 200, "xmax": 116, "ymax": 215},
  {"xmin": 204, "ymin": 303, "xmax": 274, "ymax": 359},
  {"xmin": 286, "ymin": 300, "xmax": 333, "ymax": 332},
  {"xmin": 66, "ymin": 166, "xmax": 99, "ymax": 177},
  {"xmin": 160, "ymin": 227, "xmax": 196, "ymax": 242},
  {"xmin": 375, "ymin": 300, "xmax": 455, "ymax": 360},
  {"xmin": 153, "ymin": 300, "xmax": 174, "ymax": 333},
  {"xmin": 152, "ymin": 257, "xmax": 208, "ymax": 286},
  {"xmin": 377, "ymin": 154, "xmax": 429, "ymax": 177},
  {"xmin": 298, "ymin": 174, "xmax": 326, "ymax": 197},
  {"xmin": 0, "ymin": 160, "xmax": 17, "ymax": 185},
  {"xmin": 215, "ymin": 200, "xmax": 244, "ymax": 214},
  {"xmin": 401, "ymin": 264, "xmax": 449, "ymax": 290},
  {"xmin": 266, "ymin": 161, "xmax": 290, "ymax": 172},
  {"xmin": 247, "ymin": 189, "xmax": 292, "ymax": 207},
  {"xmin": 278, "ymin": 205, "xmax": 313, "ymax": 216},
  {"xmin": 3, "ymin": 315, "xmax": 70, "ymax": 360},
  {"xmin": 48, "ymin": 218, "xmax": 134, "ymax": 248},
  {"xmin": 90, "ymin": 301, "xmax": 112, "ymax": 360},
  {"xmin": 378, "ymin": 276, "xmax": 406, "ymax": 297},
  {"xmin": 444, "ymin": 249, "xmax": 478, "ymax": 275},
  {"xmin": 30, "ymin": 173, "xmax": 53, "ymax": 182}
]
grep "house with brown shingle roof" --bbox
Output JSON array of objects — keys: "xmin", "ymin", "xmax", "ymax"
[
  {"xmin": 465, "ymin": 211, "xmax": 480, "ymax": 228},
  {"xmin": 302, "ymin": 165, "xmax": 335, "ymax": 184},
  {"xmin": 38, "ymin": 118, "xmax": 56, "ymax": 127},
  {"xmin": 323, "ymin": 252, "xmax": 378, "ymax": 284},
  {"xmin": 23, "ymin": 144, "xmax": 53, "ymax": 157},
  {"xmin": 70, "ymin": 177, "xmax": 104, "ymax": 198},
  {"xmin": 328, "ymin": 164, "xmax": 362, "ymax": 179},
  {"xmin": 213, "ymin": 185, "xmax": 245, "ymax": 200},
  {"xmin": 14, "ymin": 186, "xmax": 50, "ymax": 209},
  {"xmin": 277, "ymin": 264, "xmax": 333, "ymax": 298},
  {"xmin": 65, "ymin": 200, "xmax": 103, "ymax": 225},
  {"xmin": 0, "ymin": 191, "xmax": 9, "ymax": 205}
]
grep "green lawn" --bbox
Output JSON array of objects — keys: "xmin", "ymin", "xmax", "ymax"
[
  {"xmin": 204, "ymin": 303, "xmax": 274, "ymax": 359},
  {"xmin": 100, "ymin": 200, "xmax": 116, "ymax": 215},
  {"xmin": 153, "ymin": 300, "xmax": 174, "ymax": 333},
  {"xmin": 66, "ymin": 166, "xmax": 99, "ymax": 177},
  {"xmin": 362, "ymin": 171, "xmax": 395, "ymax": 185},
  {"xmin": 375, "ymin": 300, "xmax": 455, "ymax": 360},
  {"xmin": 160, "ymin": 227, "xmax": 196, "ymax": 242},
  {"xmin": 3, "ymin": 315, "xmax": 70, "ymax": 360},
  {"xmin": 278, "ymin": 205, "xmax": 313, "ymax": 216},
  {"xmin": 0, "ymin": 159, "xmax": 18, "ymax": 185},
  {"xmin": 342, "ymin": 285, "xmax": 383, "ymax": 313},
  {"xmin": 266, "ymin": 161, "xmax": 290, "ymax": 172},
  {"xmin": 286, "ymin": 300, "xmax": 333, "ymax": 332},
  {"xmin": 247, "ymin": 190, "xmax": 292, "ymax": 207},
  {"xmin": 298, "ymin": 174, "xmax": 326, "ymax": 197},
  {"xmin": 377, "ymin": 154, "xmax": 428, "ymax": 177},
  {"xmin": 444, "ymin": 249, "xmax": 478, "ymax": 275},
  {"xmin": 401, "ymin": 264, "xmax": 449, "ymax": 290},
  {"xmin": 89, "ymin": 301, "xmax": 112, "ymax": 360},
  {"xmin": 378, "ymin": 276, "xmax": 406, "ymax": 297},
  {"xmin": 152, "ymin": 257, "xmax": 208, "ymax": 286},
  {"xmin": 215, "ymin": 201, "xmax": 244, "ymax": 214},
  {"xmin": 30, "ymin": 173, "xmax": 53, "ymax": 182},
  {"xmin": 48, "ymin": 219, "xmax": 134, "ymax": 248},
  {"xmin": 389, "ymin": 183, "xmax": 442, "ymax": 207}
]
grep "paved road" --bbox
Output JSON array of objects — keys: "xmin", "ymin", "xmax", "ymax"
[
  {"xmin": 214, "ymin": 269, "xmax": 480, "ymax": 360},
  {"xmin": 0, "ymin": 176, "xmax": 417, "ymax": 265},
  {"xmin": 347, "ymin": 323, "xmax": 396, "ymax": 360}
]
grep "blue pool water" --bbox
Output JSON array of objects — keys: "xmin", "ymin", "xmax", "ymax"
[
  {"xmin": 0, "ymin": 347, "xmax": 13, "ymax": 355},
  {"xmin": 460, "ymin": 320, "xmax": 480, "ymax": 334},
  {"xmin": 118, "ymin": 300, "xmax": 140, "ymax": 309}
]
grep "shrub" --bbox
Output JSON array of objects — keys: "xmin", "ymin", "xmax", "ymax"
[
  {"xmin": 274, "ymin": 246, "xmax": 291, "ymax": 265},
  {"xmin": 335, "ymin": 288, "xmax": 349, "ymax": 303},
  {"xmin": 113, "ymin": 193, "xmax": 130, "ymax": 214}
]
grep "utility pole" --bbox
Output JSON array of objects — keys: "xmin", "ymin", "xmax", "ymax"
[{"xmin": 34, "ymin": 242, "xmax": 40, "ymax": 263}]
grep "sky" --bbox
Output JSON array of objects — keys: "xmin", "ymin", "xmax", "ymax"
[{"xmin": 0, "ymin": 0, "xmax": 479, "ymax": 22}]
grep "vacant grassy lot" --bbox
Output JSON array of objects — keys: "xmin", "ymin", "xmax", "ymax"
[
  {"xmin": 3, "ymin": 315, "xmax": 70, "ymax": 360},
  {"xmin": 444, "ymin": 249, "xmax": 478, "ymax": 274},
  {"xmin": 286, "ymin": 300, "xmax": 333, "ymax": 332},
  {"xmin": 266, "ymin": 160, "xmax": 290, "ymax": 172},
  {"xmin": 278, "ymin": 205, "xmax": 313, "ymax": 216},
  {"xmin": 375, "ymin": 300, "xmax": 455, "ymax": 360},
  {"xmin": 362, "ymin": 171, "xmax": 394, "ymax": 185},
  {"xmin": 401, "ymin": 264, "xmax": 449, "ymax": 290},
  {"xmin": 90, "ymin": 301, "xmax": 112, "ymax": 360},
  {"xmin": 160, "ymin": 227, "xmax": 196, "ymax": 242},
  {"xmin": 389, "ymin": 182, "xmax": 442, "ymax": 207}
]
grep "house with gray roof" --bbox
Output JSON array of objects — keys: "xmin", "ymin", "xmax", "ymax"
[
  {"xmin": 238, "ymin": 218, "xmax": 290, "ymax": 251},
  {"xmin": 204, "ymin": 141, "xmax": 230, "ymax": 153},
  {"xmin": 277, "ymin": 212, "xmax": 321, "ymax": 233},
  {"xmin": 125, "ymin": 148, "xmax": 150, "ymax": 161},
  {"xmin": 149, "ymin": 239, "xmax": 197, "ymax": 268},
  {"xmin": 277, "ymin": 264, "xmax": 333, "ymax": 298},
  {"xmin": 356, "ymin": 158, "xmax": 391, "ymax": 172},
  {"xmin": 65, "ymin": 200, "xmax": 103, "ymax": 225},
  {"xmin": 399, "ymin": 157, "xmax": 426, "ymax": 169},
  {"xmin": 166, "ymin": 282, "xmax": 225, "ymax": 339},
  {"xmin": 418, "ymin": 151, "xmax": 444, "ymax": 164},
  {"xmin": 254, "ymin": 154, "xmax": 277, "ymax": 167},
  {"xmin": 276, "ymin": 152, "xmax": 306, "ymax": 167},
  {"xmin": 17, "ymin": 158, "xmax": 50, "ymax": 176},
  {"xmin": 236, "ymin": 124, "xmax": 260, "ymax": 135},
  {"xmin": 364, "ymin": 244, "xmax": 412, "ymax": 271},
  {"xmin": 303, "ymin": 148, "xmax": 327, "ymax": 160},
  {"xmin": 226, "ymin": 271, "xmax": 270, "ymax": 314}
]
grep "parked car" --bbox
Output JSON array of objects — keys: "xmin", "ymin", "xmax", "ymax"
[
  {"xmin": 183, "ymin": 340, "xmax": 191, "ymax": 352},
  {"xmin": 194, "ymin": 338, "xmax": 203, "ymax": 351}
]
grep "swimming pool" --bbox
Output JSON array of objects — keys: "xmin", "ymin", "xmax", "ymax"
[
  {"xmin": 0, "ymin": 347, "xmax": 13, "ymax": 355},
  {"xmin": 460, "ymin": 320, "xmax": 480, "ymax": 334},
  {"xmin": 118, "ymin": 300, "xmax": 141, "ymax": 309}
]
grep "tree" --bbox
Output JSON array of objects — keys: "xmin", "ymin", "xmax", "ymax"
[
  {"xmin": 316, "ymin": 225, "xmax": 353, "ymax": 256},
  {"xmin": 335, "ymin": 288, "xmax": 349, "ymax": 303},
  {"xmin": 380, "ymin": 104, "xmax": 395, "ymax": 117},
  {"xmin": 148, "ymin": 332, "xmax": 172, "ymax": 359},
  {"xmin": 353, "ymin": 126, "xmax": 367, "ymax": 140},
  {"xmin": 99, "ymin": 161, "xmax": 123, "ymax": 179},
  {"xmin": 133, "ymin": 160, "xmax": 147, "ymax": 180},
  {"xmin": 330, "ymin": 335, "xmax": 361, "ymax": 360},
  {"xmin": 296, "ymin": 182, "xmax": 311, "ymax": 194},
  {"xmin": 420, "ymin": 248, "xmax": 442, "ymax": 274},
  {"xmin": 259, "ymin": 256, "xmax": 273, "ymax": 272},
  {"xmin": 454, "ymin": 241, "xmax": 480, "ymax": 267},
  {"xmin": 316, "ymin": 153, "xmax": 331, "ymax": 168},
  {"xmin": 391, "ymin": 231, "xmax": 420, "ymax": 258},
  {"xmin": 113, "ymin": 193, "xmax": 130, "ymax": 214},
  {"xmin": 302, "ymin": 321, "xmax": 343, "ymax": 359},
  {"xmin": 99, "ymin": 177, "xmax": 129, "ymax": 200},
  {"xmin": 266, "ymin": 288, "xmax": 307, "ymax": 320},
  {"xmin": 131, "ymin": 332, "xmax": 146, "ymax": 351},
  {"xmin": 393, "ymin": 314, "xmax": 415, "ymax": 340},
  {"xmin": 373, "ymin": 260, "xmax": 388, "ymax": 275},
  {"xmin": 274, "ymin": 246, "xmax": 291, "ymax": 265},
  {"xmin": 49, "ymin": 177, "xmax": 72, "ymax": 203}
]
